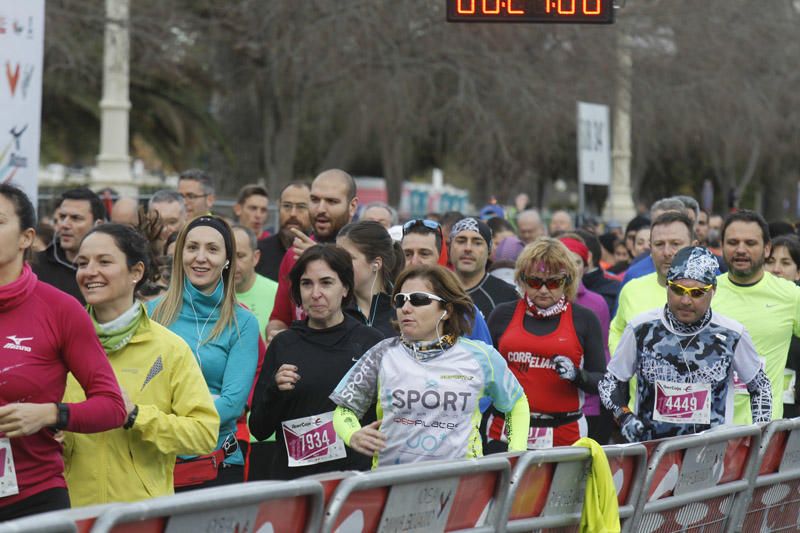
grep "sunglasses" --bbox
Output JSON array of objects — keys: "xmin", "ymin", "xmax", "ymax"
[
  {"xmin": 520, "ymin": 275, "xmax": 569, "ymax": 290},
  {"xmin": 402, "ymin": 219, "xmax": 441, "ymax": 235},
  {"xmin": 668, "ymin": 281, "xmax": 714, "ymax": 299},
  {"xmin": 393, "ymin": 292, "xmax": 446, "ymax": 308}
]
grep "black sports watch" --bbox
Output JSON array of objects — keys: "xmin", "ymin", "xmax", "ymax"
[
  {"xmin": 53, "ymin": 402, "xmax": 70, "ymax": 431},
  {"xmin": 124, "ymin": 405, "xmax": 139, "ymax": 430}
]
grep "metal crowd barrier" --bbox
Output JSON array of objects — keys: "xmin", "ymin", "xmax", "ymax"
[
  {"xmin": 89, "ymin": 480, "xmax": 324, "ymax": 533},
  {"xmin": 499, "ymin": 447, "xmax": 591, "ymax": 532},
  {"xmin": 604, "ymin": 443, "xmax": 649, "ymax": 532},
  {"xmin": 628, "ymin": 424, "xmax": 762, "ymax": 533},
  {"xmin": 9, "ymin": 422, "xmax": 800, "ymax": 532},
  {"xmin": 733, "ymin": 418, "xmax": 800, "ymax": 532},
  {"xmin": 320, "ymin": 456, "xmax": 511, "ymax": 533}
]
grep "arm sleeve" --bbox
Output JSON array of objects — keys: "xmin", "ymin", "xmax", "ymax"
[
  {"xmin": 574, "ymin": 306, "xmax": 607, "ymax": 394},
  {"xmin": 248, "ymin": 338, "xmax": 284, "ymax": 440},
  {"xmin": 133, "ymin": 342, "xmax": 220, "ymax": 455},
  {"xmin": 746, "ymin": 369, "xmax": 772, "ymax": 423},
  {"xmin": 59, "ymin": 302, "xmax": 127, "ymax": 433},
  {"xmin": 333, "ymin": 405, "xmax": 363, "ymax": 447},
  {"xmin": 467, "ymin": 305, "xmax": 493, "ymax": 345},
  {"xmin": 214, "ymin": 314, "xmax": 259, "ymax": 429},
  {"xmin": 599, "ymin": 324, "xmax": 638, "ymax": 416},
  {"xmin": 268, "ymin": 251, "xmax": 296, "ymax": 325},
  {"xmin": 329, "ymin": 341, "xmax": 386, "ymax": 418},
  {"xmin": 482, "ymin": 344, "xmax": 524, "ymax": 412},
  {"xmin": 504, "ymin": 395, "xmax": 530, "ymax": 452}
]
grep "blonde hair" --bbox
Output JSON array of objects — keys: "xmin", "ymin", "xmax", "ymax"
[
  {"xmin": 151, "ymin": 215, "xmax": 239, "ymax": 342},
  {"xmin": 515, "ymin": 237, "xmax": 579, "ymax": 301}
]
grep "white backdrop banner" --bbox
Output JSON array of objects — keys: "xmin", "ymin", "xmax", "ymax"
[{"xmin": 0, "ymin": 0, "xmax": 44, "ymax": 207}]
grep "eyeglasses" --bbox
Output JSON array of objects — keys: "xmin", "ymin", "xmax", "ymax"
[
  {"xmin": 520, "ymin": 275, "xmax": 568, "ymax": 290},
  {"xmin": 402, "ymin": 219, "xmax": 441, "ymax": 236},
  {"xmin": 393, "ymin": 291, "xmax": 446, "ymax": 308},
  {"xmin": 668, "ymin": 281, "xmax": 713, "ymax": 299},
  {"xmin": 181, "ymin": 193, "xmax": 209, "ymax": 201}
]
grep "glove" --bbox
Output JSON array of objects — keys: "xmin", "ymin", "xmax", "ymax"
[
  {"xmin": 618, "ymin": 412, "xmax": 646, "ymax": 443},
  {"xmin": 553, "ymin": 355, "xmax": 577, "ymax": 381}
]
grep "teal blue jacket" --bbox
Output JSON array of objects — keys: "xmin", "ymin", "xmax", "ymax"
[{"xmin": 147, "ymin": 278, "xmax": 259, "ymax": 465}]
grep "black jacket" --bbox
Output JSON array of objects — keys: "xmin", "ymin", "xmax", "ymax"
[
  {"xmin": 255, "ymin": 233, "xmax": 287, "ymax": 283},
  {"xmin": 32, "ymin": 242, "xmax": 84, "ymax": 304},
  {"xmin": 249, "ymin": 314, "xmax": 383, "ymax": 480}
]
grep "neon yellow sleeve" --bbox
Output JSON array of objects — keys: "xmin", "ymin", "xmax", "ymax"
[
  {"xmin": 333, "ymin": 405, "xmax": 362, "ymax": 447},
  {"xmin": 504, "ymin": 394, "xmax": 530, "ymax": 452}
]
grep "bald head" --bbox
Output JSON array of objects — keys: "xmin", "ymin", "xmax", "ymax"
[
  {"xmin": 310, "ymin": 169, "xmax": 358, "ymax": 240},
  {"xmin": 549, "ymin": 210, "xmax": 573, "ymax": 235},
  {"xmin": 313, "ymin": 169, "xmax": 356, "ymax": 202},
  {"xmin": 110, "ymin": 197, "xmax": 139, "ymax": 226},
  {"xmin": 517, "ymin": 209, "xmax": 545, "ymax": 244}
]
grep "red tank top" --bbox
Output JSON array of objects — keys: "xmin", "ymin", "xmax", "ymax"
[{"xmin": 498, "ymin": 299, "xmax": 584, "ymax": 414}]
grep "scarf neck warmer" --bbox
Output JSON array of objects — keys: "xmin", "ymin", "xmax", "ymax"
[
  {"xmin": 91, "ymin": 301, "xmax": 144, "ymax": 353},
  {"xmin": 401, "ymin": 334, "xmax": 456, "ymax": 361},
  {"xmin": 525, "ymin": 294, "xmax": 569, "ymax": 319},
  {"xmin": 664, "ymin": 305, "xmax": 712, "ymax": 335},
  {"xmin": 0, "ymin": 263, "xmax": 37, "ymax": 313}
]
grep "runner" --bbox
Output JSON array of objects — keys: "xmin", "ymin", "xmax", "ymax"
[
  {"xmin": 713, "ymin": 211, "xmax": 800, "ymax": 423},
  {"xmin": 336, "ymin": 220, "xmax": 405, "ymax": 337},
  {"xmin": 484, "ymin": 238, "xmax": 606, "ymax": 450},
  {"xmin": 0, "ymin": 185, "xmax": 126, "ymax": 521},
  {"xmin": 330, "ymin": 265, "xmax": 529, "ymax": 466},
  {"xmin": 449, "ymin": 217, "xmax": 518, "ymax": 319},
  {"xmin": 249, "ymin": 245, "xmax": 383, "ymax": 479},
  {"xmin": 64, "ymin": 224, "xmax": 218, "ymax": 505},
  {"xmin": 599, "ymin": 246, "xmax": 771, "ymax": 442},
  {"xmin": 147, "ymin": 215, "xmax": 259, "ymax": 487}
]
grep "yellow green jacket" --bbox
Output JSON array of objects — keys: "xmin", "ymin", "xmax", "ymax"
[{"xmin": 63, "ymin": 313, "xmax": 219, "ymax": 506}]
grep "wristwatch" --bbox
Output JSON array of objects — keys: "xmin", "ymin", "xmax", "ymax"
[
  {"xmin": 53, "ymin": 402, "xmax": 70, "ymax": 431},
  {"xmin": 124, "ymin": 405, "xmax": 139, "ymax": 430}
]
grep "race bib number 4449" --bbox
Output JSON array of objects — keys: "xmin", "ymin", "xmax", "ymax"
[
  {"xmin": 654, "ymin": 381, "xmax": 711, "ymax": 425},
  {"xmin": 281, "ymin": 412, "xmax": 346, "ymax": 468}
]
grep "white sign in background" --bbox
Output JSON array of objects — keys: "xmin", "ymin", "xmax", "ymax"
[
  {"xmin": 577, "ymin": 101, "xmax": 611, "ymax": 186},
  {"xmin": 0, "ymin": 0, "xmax": 44, "ymax": 208}
]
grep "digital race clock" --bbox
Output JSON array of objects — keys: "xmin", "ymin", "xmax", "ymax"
[{"xmin": 446, "ymin": 0, "xmax": 614, "ymax": 23}]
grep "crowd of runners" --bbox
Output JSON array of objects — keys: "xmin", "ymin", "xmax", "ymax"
[{"xmin": 0, "ymin": 168, "xmax": 798, "ymax": 520}]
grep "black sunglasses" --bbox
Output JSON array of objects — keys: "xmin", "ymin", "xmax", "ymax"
[
  {"xmin": 402, "ymin": 219, "xmax": 441, "ymax": 235},
  {"xmin": 520, "ymin": 275, "xmax": 569, "ymax": 290},
  {"xmin": 393, "ymin": 291, "xmax": 446, "ymax": 308}
]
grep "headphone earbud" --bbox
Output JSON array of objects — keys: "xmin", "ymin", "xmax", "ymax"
[
  {"xmin": 440, "ymin": 310, "xmax": 447, "ymax": 320},
  {"xmin": 372, "ymin": 262, "xmax": 379, "ymax": 272},
  {"xmin": 224, "ymin": 260, "xmax": 230, "ymax": 268}
]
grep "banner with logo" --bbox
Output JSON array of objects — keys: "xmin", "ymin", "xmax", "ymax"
[{"xmin": 0, "ymin": 0, "xmax": 44, "ymax": 207}]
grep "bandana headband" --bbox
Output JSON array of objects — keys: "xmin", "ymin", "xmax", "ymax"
[
  {"xmin": 449, "ymin": 217, "xmax": 492, "ymax": 250},
  {"xmin": 185, "ymin": 216, "xmax": 234, "ymax": 265}
]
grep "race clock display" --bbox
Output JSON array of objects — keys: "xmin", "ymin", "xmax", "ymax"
[{"xmin": 446, "ymin": 0, "xmax": 614, "ymax": 23}]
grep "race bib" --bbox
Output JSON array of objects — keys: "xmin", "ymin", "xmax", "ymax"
[
  {"xmin": 654, "ymin": 381, "xmax": 711, "ymax": 425},
  {"xmin": 527, "ymin": 426, "xmax": 553, "ymax": 450},
  {"xmin": 0, "ymin": 438, "xmax": 19, "ymax": 498},
  {"xmin": 281, "ymin": 412, "xmax": 346, "ymax": 468},
  {"xmin": 784, "ymin": 369, "xmax": 797, "ymax": 405}
]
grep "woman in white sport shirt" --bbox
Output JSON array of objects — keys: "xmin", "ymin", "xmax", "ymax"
[{"xmin": 330, "ymin": 264, "xmax": 529, "ymax": 466}]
